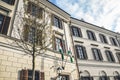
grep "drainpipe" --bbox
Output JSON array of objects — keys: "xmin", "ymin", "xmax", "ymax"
[{"xmin": 68, "ymin": 20, "xmax": 80, "ymax": 80}]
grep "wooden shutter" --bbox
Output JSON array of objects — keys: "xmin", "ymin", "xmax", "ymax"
[
  {"xmin": 110, "ymin": 37, "xmax": 114, "ymax": 45},
  {"xmin": 40, "ymin": 72, "xmax": 45, "ymax": 80},
  {"xmin": 27, "ymin": 2, "xmax": 32, "ymax": 13},
  {"xmin": 75, "ymin": 45, "xmax": 79, "ymax": 59},
  {"xmin": 62, "ymin": 40, "xmax": 66, "ymax": 53},
  {"xmin": 83, "ymin": 46, "xmax": 88, "ymax": 59},
  {"xmin": 90, "ymin": 77, "xmax": 93, "ymax": 80},
  {"xmin": 2, "ymin": 16, "xmax": 11, "ymax": 35},
  {"xmin": 59, "ymin": 19, "xmax": 63, "ymax": 29},
  {"xmin": 38, "ymin": 8, "xmax": 43, "ymax": 19},
  {"xmin": 23, "ymin": 25, "xmax": 29, "ymax": 41},
  {"xmin": 51, "ymin": 14, "xmax": 54, "ymax": 26},
  {"xmin": 20, "ymin": 69, "xmax": 28, "ymax": 80}
]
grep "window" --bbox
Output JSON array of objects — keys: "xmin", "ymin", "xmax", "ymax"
[
  {"xmin": 71, "ymin": 26, "xmax": 82, "ymax": 37},
  {"xmin": 27, "ymin": 2, "xmax": 43, "ymax": 18},
  {"xmin": 114, "ymin": 71, "xmax": 120, "ymax": 80},
  {"xmin": 110, "ymin": 37, "xmax": 118, "ymax": 46},
  {"xmin": 92, "ymin": 48, "xmax": 103, "ymax": 61},
  {"xmin": 0, "ymin": 14, "xmax": 11, "ymax": 35},
  {"xmin": 116, "ymin": 53, "xmax": 120, "ymax": 63},
  {"xmin": 99, "ymin": 76, "xmax": 109, "ymax": 80},
  {"xmin": 1, "ymin": 0, "xmax": 15, "ymax": 5},
  {"xmin": 99, "ymin": 34, "xmax": 108, "ymax": 44},
  {"xmin": 75, "ymin": 45, "xmax": 88, "ymax": 59},
  {"xmin": 53, "ymin": 16, "xmax": 62, "ymax": 29},
  {"xmin": 81, "ymin": 76, "xmax": 93, "ymax": 80},
  {"xmin": 105, "ymin": 50, "xmax": 115, "ymax": 62},
  {"xmin": 87, "ymin": 30, "xmax": 96, "ymax": 41},
  {"xmin": 55, "ymin": 37, "xmax": 66, "ymax": 53},
  {"xmin": 58, "ymin": 74, "xmax": 69, "ymax": 80},
  {"xmin": 23, "ymin": 25, "xmax": 42, "ymax": 45},
  {"xmin": 20, "ymin": 69, "xmax": 45, "ymax": 80}
]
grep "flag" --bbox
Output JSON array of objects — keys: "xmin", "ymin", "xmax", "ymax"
[
  {"xmin": 68, "ymin": 48, "xmax": 73, "ymax": 63},
  {"xmin": 58, "ymin": 43, "xmax": 64, "ymax": 61}
]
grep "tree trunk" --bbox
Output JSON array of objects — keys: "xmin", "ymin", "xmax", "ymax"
[{"xmin": 32, "ymin": 44, "xmax": 35, "ymax": 80}]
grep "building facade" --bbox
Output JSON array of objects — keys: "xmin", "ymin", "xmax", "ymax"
[{"xmin": 0, "ymin": 0, "xmax": 120, "ymax": 80}]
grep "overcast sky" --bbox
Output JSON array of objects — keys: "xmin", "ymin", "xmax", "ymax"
[{"xmin": 49, "ymin": 0, "xmax": 120, "ymax": 33}]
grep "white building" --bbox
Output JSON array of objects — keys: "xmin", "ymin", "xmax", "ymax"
[{"xmin": 0, "ymin": 0, "xmax": 120, "ymax": 80}]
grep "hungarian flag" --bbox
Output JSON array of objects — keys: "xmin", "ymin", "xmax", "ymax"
[
  {"xmin": 58, "ymin": 43, "xmax": 64, "ymax": 61},
  {"xmin": 68, "ymin": 48, "xmax": 73, "ymax": 63}
]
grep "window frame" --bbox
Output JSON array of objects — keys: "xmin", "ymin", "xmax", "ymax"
[
  {"xmin": 99, "ymin": 34, "xmax": 108, "ymax": 44},
  {"xmin": 27, "ymin": 2, "xmax": 43, "ymax": 19},
  {"xmin": 53, "ymin": 16, "xmax": 63, "ymax": 29},
  {"xmin": 87, "ymin": 30, "xmax": 97, "ymax": 41},
  {"xmin": 71, "ymin": 26, "xmax": 82, "ymax": 37},
  {"xmin": 55, "ymin": 37, "xmax": 66, "ymax": 53},
  {"xmin": 92, "ymin": 48, "xmax": 103, "ymax": 61},
  {"xmin": 105, "ymin": 50, "xmax": 115, "ymax": 62},
  {"xmin": 75, "ymin": 45, "xmax": 88, "ymax": 60},
  {"xmin": 0, "ymin": 14, "xmax": 11, "ymax": 35},
  {"xmin": 110, "ymin": 37, "xmax": 118, "ymax": 46}
]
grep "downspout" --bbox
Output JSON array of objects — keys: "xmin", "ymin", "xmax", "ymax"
[
  {"xmin": 8, "ymin": 0, "xmax": 19, "ymax": 36},
  {"xmin": 68, "ymin": 21, "xmax": 80, "ymax": 80}
]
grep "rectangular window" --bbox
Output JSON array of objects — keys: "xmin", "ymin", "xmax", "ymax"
[
  {"xmin": 0, "ymin": 14, "xmax": 11, "ymax": 35},
  {"xmin": 1, "ymin": 0, "xmax": 15, "ymax": 5},
  {"xmin": 105, "ymin": 50, "xmax": 115, "ymax": 62},
  {"xmin": 110, "ymin": 37, "xmax": 118, "ymax": 46},
  {"xmin": 23, "ymin": 25, "xmax": 42, "ymax": 45},
  {"xmin": 75, "ymin": 45, "xmax": 88, "ymax": 59},
  {"xmin": 27, "ymin": 2, "xmax": 43, "ymax": 18},
  {"xmin": 20, "ymin": 69, "xmax": 45, "ymax": 80},
  {"xmin": 71, "ymin": 26, "xmax": 82, "ymax": 37},
  {"xmin": 92, "ymin": 48, "xmax": 103, "ymax": 61},
  {"xmin": 81, "ymin": 76, "xmax": 93, "ymax": 80},
  {"xmin": 87, "ymin": 30, "xmax": 96, "ymax": 41},
  {"xmin": 55, "ymin": 37, "xmax": 66, "ymax": 53},
  {"xmin": 99, "ymin": 34, "xmax": 108, "ymax": 44},
  {"xmin": 53, "ymin": 16, "xmax": 62, "ymax": 29}
]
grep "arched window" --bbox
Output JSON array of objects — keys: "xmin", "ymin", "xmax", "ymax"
[
  {"xmin": 99, "ymin": 71, "xmax": 109, "ymax": 80},
  {"xmin": 81, "ymin": 71, "xmax": 93, "ymax": 80},
  {"xmin": 114, "ymin": 71, "xmax": 120, "ymax": 80}
]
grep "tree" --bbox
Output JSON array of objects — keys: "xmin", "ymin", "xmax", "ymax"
[{"xmin": 12, "ymin": 0, "xmax": 53, "ymax": 80}]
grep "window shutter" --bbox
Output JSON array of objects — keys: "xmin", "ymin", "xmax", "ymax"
[
  {"xmin": 27, "ymin": 2, "xmax": 32, "ymax": 13},
  {"xmin": 51, "ymin": 14, "xmax": 54, "ymax": 26},
  {"xmin": 20, "ymin": 69, "xmax": 28, "ymax": 80},
  {"xmin": 78, "ymin": 28, "xmax": 82, "ymax": 37},
  {"xmin": 110, "ymin": 37, "xmax": 114, "ymax": 45},
  {"xmin": 59, "ymin": 19, "xmax": 63, "ymax": 29},
  {"xmin": 75, "ymin": 45, "xmax": 79, "ymax": 59},
  {"xmin": 23, "ymin": 25, "xmax": 29, "ymax": 41},
  {"xmin": 38, "ymin": 8, "xmax": 43, "ymax": 19},
  {"xmin": 110, "ymin": 52, "xmax": 115, "ymax": 62},
  {"xmin": 2, "ymin": 16, "xmax": 11, "ymax": 35},
  {"xmin": 62, "ymin": 40, "xmax": 66, "ymax": 53},
  {"xmin": 91, "ymin": 48, "xmax": 96, "ymax": 60},
  {"xmin": 116, "ymin": 53, "xmax": 120, "ymax": 63},
  {"xmin": 83, "ymin": 46, "xmax": 88, "ymax": 59},
  {"xmin": 71, "ymin": 26, "xmax": 74, "ymax": 36},
  {"xmin": 98, "ymin": 49, "xmax": 103, "ymax": 61},
  {"xmin": 40, "ymin": 72, "xmax": 45, "ymax": 80}
]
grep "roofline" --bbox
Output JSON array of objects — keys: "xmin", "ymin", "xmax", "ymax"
[
  {"xmin": 47, "ymin": 0, "xmax": 70, "ymax": 16},
  {"xmin": 71, "ymin": 17, "xmax": 120, "ymax": 35}
]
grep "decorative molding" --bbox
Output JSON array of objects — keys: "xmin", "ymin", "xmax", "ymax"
[
  {"xmin": 74, "ymin": 40, "xmax": 84, "ymax": 44},
  {"xmin": 91, "ymin": 44, "xmax": 98, "ymax": 47},
  {"xmin": 104, "ymin": 46, "xmax": 110, "ymax": 49}
]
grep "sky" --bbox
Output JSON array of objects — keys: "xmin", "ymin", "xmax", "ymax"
[{"xmin": 49, "ymin": 0, "xmax": 120, "ymax": 33}]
